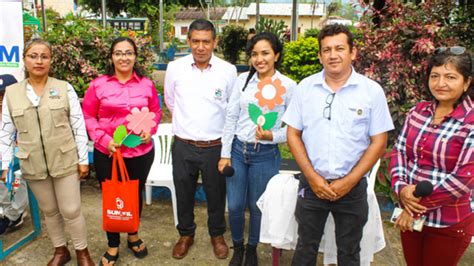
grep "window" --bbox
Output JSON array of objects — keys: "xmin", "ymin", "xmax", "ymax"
[{"xmin": 181, "ymin": 26, "xmax": 188, "ymax": 35}]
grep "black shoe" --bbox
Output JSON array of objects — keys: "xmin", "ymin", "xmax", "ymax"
[
  {"xmin": 244, "ymin": 244, "xmax": 258, "ymax": 266},
  {"xmin": 0, "ymin": 217, "xmax": 9, "ymax": 235},
  {"xmin": 127, "ymin": 238, "xmax": 148, "ymax": 259},
  {"xmin": 98, "ymin": 251, "xmax": 119, "ymax": 266},
  {"xmin": 229, "ymin": 243, "xmax": 245, "ymax": 266},
  {"xmin": 0, "ymin": 213, "xmax": 24, "ymax": 235}
]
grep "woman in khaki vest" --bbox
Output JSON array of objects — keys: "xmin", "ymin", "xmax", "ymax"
[{"xmin": 0, "ymin": 39, "xmax": 94, "ymax": 266}]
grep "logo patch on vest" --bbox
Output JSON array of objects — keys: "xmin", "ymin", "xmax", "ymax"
[{"xmin": 49, "ymin": 88, "xmax": 60, "ymax": 99}]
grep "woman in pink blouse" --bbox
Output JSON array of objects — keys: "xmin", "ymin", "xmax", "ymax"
[
  {"xmin": 390, "ymin": 47, "xmax": 473, "ymax": 266},
  {"xmin": 83, "ymin": 37, "xmax": 161, "ymax": 265}
]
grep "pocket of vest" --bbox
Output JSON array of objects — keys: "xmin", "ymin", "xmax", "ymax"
[
  {"xmin": 59, "ymin": 142, "xmax": 78, "ymax": 169},
  {"xmin": 60, "ymin": 142, "xmax": 77, "ymax": 153},
  {"xmin": 15, "ymin": 150, "xmax": 35, "ymax": 176},
  {"xmin": 11, "ymin": 109, "xmax": 28, "ymax": 133},
  {"xmin": 49, "ymin": 104, "xmax": 69, "ymax": 127}
]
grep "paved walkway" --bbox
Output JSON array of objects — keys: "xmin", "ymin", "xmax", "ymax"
[{"xmin": 2, "ymin": 178, "xmax": 473, "ymax": 265}]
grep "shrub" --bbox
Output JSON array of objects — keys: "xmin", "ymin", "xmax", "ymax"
[
  {"xmin": 41, "ymin": 14, "xmax": 156, "ymax": 97},
  {"xmin": 304, "ymin": 28, "xmax": 319, "ymax": 38},
  {"xmin": 281, "ymin": 37, "xmax": 322, "ymax": 83},
  {"xmin": 218, "ymin": 24, "xmax": 248, "ymax": 65},
  {"xmin": 354, "ymin": 0, "xmax": 471, "ymax": 201},
  {"xmin": 356, "ymin": 1, "xmax": 470, "ymax": 140}
]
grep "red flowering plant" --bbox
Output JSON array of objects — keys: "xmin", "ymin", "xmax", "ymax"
[
  {"xmin": 41, "ymin": 14, "xmax": 156, "ymax": 97},
  {"xmin": 354, "ymin": 0, "xmax": 471, "ymax": 202}
]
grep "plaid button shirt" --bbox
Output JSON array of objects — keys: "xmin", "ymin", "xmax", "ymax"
[{"xmin": 391, "ymin": 96, "xmax": 473, "ymax": 228}]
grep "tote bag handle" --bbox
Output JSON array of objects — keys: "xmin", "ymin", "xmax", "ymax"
[{"xmin": 110, "ymin": 149, "xmax": 131, "ymax": 184}]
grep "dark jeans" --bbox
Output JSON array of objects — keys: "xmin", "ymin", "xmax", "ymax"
[
  {"xmin": 172, "ymin": 139, "xmax": 226, "ymax": 237},
  {"xmin": 94, "ymin": 148, "xmax": 154, "ymax": 248},
  {"xmin": 227, "ymin": 138, "xmax": 280, "ymax": 246},
  {"xmin": 291, "ymin": 176, "xmax": 368, "ymax": 266}
]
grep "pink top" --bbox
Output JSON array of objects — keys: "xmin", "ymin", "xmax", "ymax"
[{"xmin": 83, "ymin": 73, "xmax": 161, "ymax": 158}]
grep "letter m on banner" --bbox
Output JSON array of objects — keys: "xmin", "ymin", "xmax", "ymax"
[{"xmin": 0, "ymin": 45, "xmax": 20, "ymax": 68}]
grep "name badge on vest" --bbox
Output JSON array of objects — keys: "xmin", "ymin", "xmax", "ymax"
[{"xmin": 49, "ymin": 88, "xmax": 60, "ymax": 99}]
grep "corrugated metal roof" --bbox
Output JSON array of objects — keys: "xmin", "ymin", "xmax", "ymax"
[
  {"xmin": 175, "ymin": 7, "xmax": 227, "ymax": 21},
  {"xmin": 222, "ymin": 7, "xmax": 249, "ymax": 21},
  {"xmin": 223, "ymin": 3, "xmax": 325, "ymax": 20}
]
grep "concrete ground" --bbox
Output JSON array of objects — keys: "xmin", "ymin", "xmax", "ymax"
[{"xmin": 2, "ymin": 177, "xmax": 473, "ymax": 266}]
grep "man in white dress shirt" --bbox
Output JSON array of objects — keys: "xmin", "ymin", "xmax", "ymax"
[
  {"xmin": 283, "ymin": 24, "xmax": 394, "ymax": 265},
  {"xmin": 164, "ymin": 19, "xmax": 237, "ymax": 260}
]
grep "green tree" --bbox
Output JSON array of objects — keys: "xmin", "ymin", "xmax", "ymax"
[
  {"xmin": 326, "ymin": 0, "xmax": 358, "ymax": 21},
  {"xmin": 218, "ymin": 24, "xmax": 248, "ymax": 64},
  {"xmin": 255, "ymin": 17, "xmax": 287, "ymax": 43}
]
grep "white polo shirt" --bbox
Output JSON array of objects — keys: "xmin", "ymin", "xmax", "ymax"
[{"xmin": 164, "ymin": 54, "xmax": 237, "ymax": 141}]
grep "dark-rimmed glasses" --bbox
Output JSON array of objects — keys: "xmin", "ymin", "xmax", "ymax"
[
  {"xmin": 323, "ymin": 93, "xmax": 336, "ymax": 120},
  {"xmin": 112, "ymin": 51, "xmax": 136, "ymax": 58},
  {"xmin": 434, "ymin": 46, "xmax": 466, "ymax": 55}
]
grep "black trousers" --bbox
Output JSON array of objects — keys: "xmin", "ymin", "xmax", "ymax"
[
  {"xmin": 172, "ymin": 139, "xmax": 226, "ymax": 237},
  {"xmin": 94, "ymin": 148, "xmax": 154, "ymax": 248},
  {"xmin": 291, "ymin": 176, "xmax": 368, "ymax": 266}
]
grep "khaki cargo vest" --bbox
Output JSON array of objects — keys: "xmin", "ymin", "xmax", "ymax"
[{"xmin": 5, "ymin": 77, "xmax": 78, "ymax": 180}]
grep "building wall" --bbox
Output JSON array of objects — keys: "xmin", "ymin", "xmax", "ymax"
[
  {"xmin": 174, "ymin": 20, "xmax": 193, "ymax": 40},
  {"xmin": 174, "ymin": 20, "xmax": 227, "ymax": 41},
  {"xmin": 44, "ymin": 0, "xmax": 75, "ymax": 17}
]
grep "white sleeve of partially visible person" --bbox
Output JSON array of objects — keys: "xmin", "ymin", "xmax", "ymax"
[
  {"xmin": 66, "ymin": 83, "xmax": 89, "ymax": 165},
  {"xmin": 0, "ymin": 95, "xmax": 16, "ymax": 170}
]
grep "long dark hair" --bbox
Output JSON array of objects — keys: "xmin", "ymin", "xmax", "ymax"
[
  {"xmin": 105, "ymin": 37, "xmax": 143, "ymax": 77},
  {"xmin": 242, "ymin": 32, "xmax": 283, "ymax": 91},
  {"xmin": 426, "ymin": 48, "xmax": 473, "ymax": 103}
]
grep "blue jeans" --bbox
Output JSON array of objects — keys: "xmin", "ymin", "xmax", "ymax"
[{"xmin": 227, "ymin": 138, "xmax": 281, "ymax": 246}]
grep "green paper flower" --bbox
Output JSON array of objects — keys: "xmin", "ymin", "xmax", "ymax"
[
  {"xmin": 113, "ymin": 125, "xmax": 127, "ymax": 144},
  {"xmin": 248, "ymin": 103, "xmax": 278, "ymax": 130},
  {"xmin": 122, "ymin": 134, "xmax": 142, "ymax": 148}
]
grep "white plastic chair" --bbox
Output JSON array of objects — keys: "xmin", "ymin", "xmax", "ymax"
[
  {"xmin": 368, "ymin": 159, "xmax": 381, "ymax": 194},
  {"xmin": 145, "ymin": 123, "xmax": 178, "ymax": 225},
  {"xmin": 320, "ymin": 159, "xmax": 385, "ymax": 266}
]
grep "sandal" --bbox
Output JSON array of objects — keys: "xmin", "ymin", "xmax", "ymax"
[
  {"xmin": 98, "ymin": 251, "xmax": 119, "ymax": 266},
  {"xmin": 127, "ymin": 238, "xmax": 148, "ymax": 259}
]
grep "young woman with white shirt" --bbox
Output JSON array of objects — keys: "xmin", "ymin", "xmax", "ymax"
[{"xmin": 218, "ymin": 32, "xmax": 296, "ymax": 266}]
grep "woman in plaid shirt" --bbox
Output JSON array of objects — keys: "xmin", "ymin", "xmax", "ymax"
[{"xmin": 390, "ymin": 47, "xmax": 473, "ymax": 266}]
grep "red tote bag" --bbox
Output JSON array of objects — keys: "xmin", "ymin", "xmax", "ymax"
[{"xmin": 101, "ymin": 149, "xmax": 140, "ymax": 232}]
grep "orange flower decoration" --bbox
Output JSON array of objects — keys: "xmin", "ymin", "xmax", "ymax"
[{"xmin": 255, "ymin": 77, "xmax": 286, "ymax": 110}]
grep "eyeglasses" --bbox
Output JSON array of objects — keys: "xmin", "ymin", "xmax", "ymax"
[
  {"xmin": 323, "ymin": 93, "xmax": 336, "ymax": 120},
  {"xmin": 434, "ymin": 46, "xmax": 466, "ymax": 55},
  {"xmin": 112, "ymin": 51, "xmax": 136, "ymax": 58},
  {"xmin": 25, "ymin": 53, "xmax": 51, "ymax": 61}
]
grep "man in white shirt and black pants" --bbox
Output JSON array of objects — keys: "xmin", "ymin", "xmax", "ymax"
[{"xmin": 164, "ymin": 19, "xmax": 237, "ymax": 260}]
